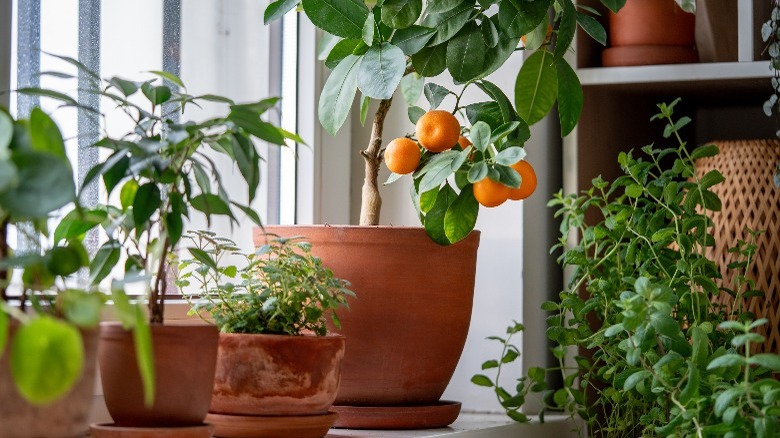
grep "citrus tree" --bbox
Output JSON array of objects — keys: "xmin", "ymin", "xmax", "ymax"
[{"xmin": 266, "ymin": 0, "xmax": 619, "ymax": 244}]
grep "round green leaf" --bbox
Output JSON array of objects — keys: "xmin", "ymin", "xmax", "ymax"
[
  {"xmin": 302, "ymin": 0, "xmax": 369, "ymax": 39},
  {"xmin": 10, "ymin": 316, "xmax": 84, "ymax": 404},
  {"xmin": 0, "ymin": 151, "xmax": 75, "ymax": 218},
  {"xmin": 380, "ymin": 0, "xmax": 422, "ymax": 29},
  {"xmin": 357, "ymin": 43, "xmax": 406, "ymax": 100},
  {"xmin": 319, "ymin": 55, "xmax": 362, "ymax": 135},
  {"xmin": 411, "ymin": 43, "xmax": 448, "ymax": 77},
  {"xmin": 515, "ymin": 50, "xmax": 558, "ymax": 125},
  {"xmin": 447, "ymin": 22, "xmax": 488, "ymax": 83}
]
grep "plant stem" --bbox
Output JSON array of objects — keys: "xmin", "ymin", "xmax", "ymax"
[
  {"xmin": 359, "ymin": 97, "xmax": 394, "ymax": 226},
  {"xmin": 150, "ymin": 236, "xmax": 170, "ymax": 323}
]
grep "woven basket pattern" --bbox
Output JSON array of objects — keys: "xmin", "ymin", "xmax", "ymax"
[{"xmin": 695, "ymin": 139, "xmax": 780, "ymax": 354}]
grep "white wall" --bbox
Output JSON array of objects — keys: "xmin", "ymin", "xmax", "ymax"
[{"xmin": 348, "ymin": 55, "xmax": 530, "ymax": 412}]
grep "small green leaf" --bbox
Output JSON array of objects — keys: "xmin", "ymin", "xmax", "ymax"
[
  {"xmin": 360, "ymin": 95, "xmax": 371, "ymax": 125},
  {"xmin": 391, "ymin": 25, "xmax": 436, "ymax": 55},
  {"xmin": 482, "ymin": 359, "xmax": 499, "ymax": 369},
  {"xmin": 302, "ymin": 0, "xmax": 369, "ymax": 39},
  {"xmin": 191, "ymin": 194, "xmax": 233, "ymax": 216},
  {"xmin": 264, "ymin": 0, "xmax": 300, "ymax": 24},
  {"xmin": 362, "ymin": 10, "xmax": 375, "ymax": 45},
  {"xmin": 149, "ymin": 70, "xmax": 185, "ymax": 89},
  {"xmin": 141, "ymin": 83, "xmax": 172, "ymax": 105},
  {"xmin": 10, "ymin": 317, "xmax": 84, "ymax": 404},
  {"xmin": 189, "ymin": 247, "xmax": 218, "ymax": 270},
  {"xmin": 601, "ymin": 0, "xmax": 627, "ymax": 14},
  {"xmin": 623, "ymin": 370, "xmax": 650, "ymax": 391},
  {"xmin": 90, "ymin": 241, "xmax": 121, "ymax": 285},
  {"xmin": 408, "ymin": 105, "xmax": 426, "ymax": 124},
  {"xmin": 358, "ymin": 43, "xmax": 406, "ymax": 100},
  {"xmin": 498, "ymin": 0, "xmax": 550, "ymax": 38},
  {"xmin": 495, "ymin": 147, "xmax": 526, "ymax": 166},
  {"xmin": 576, "ymin": 12, "xmax": 606, "ymax": 46},
  {"xmin": 380, "ymin": 0, "xmax": 422, "ymax": 29},
  {"xmin": 29, "ymin": 108, "xmax": 67, "ymax": 159},
  {"xmin": 707, "ymin": 354, "xmax": 746, "ymax": 370},
  {"xmin": 471, "ymin": 374, "xmax": 494, "ymax": 387},
  {"xmin": 53, "ymin": 209, "xmax": 107, "ymax": 243},
  {"xmin": 411, "ymin": 43, "xmax": 448, "ymax": 77},
  {"xmin": 400, "ymin": 73, "xmax": 424, "ymax": 106},
  {"xmin": 319, "ymin": 55, "xmax": 362, "ymax": 135},
  {"xmin": 133, "ymin": 183, "xmax": 161, "ymax": 227},
  {"xmin": 470, "ymin": 121, "xmax": 491, "ymax": 152},
  {"xmin": 421, "ymin": 1, "xmax": 475, "ymax": 46},
  {"xmin": 424, "ymin": 83, "xmax": 451, "ymax": 110},
  {"xmin": 325, "ymin": 38, "xmax": 362, "ymax": 69},
  {"xmin": 468, "ymin": 161, "xmax": 488, "ymax": 183},
  {"xmin": 748, "ymin": 354, "xmax": 780, "ymax": 370}
]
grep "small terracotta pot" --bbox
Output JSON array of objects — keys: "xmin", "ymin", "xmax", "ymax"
[
  {"xmin": 259, "ymin": 226, "xmax": 479, "ymax": 406},
  {"xmin": 610, "ymin": 0, "xmax": 695, "ymax": 47},
  {"xmin": 98, "ymin": 323, "xmax": 218, "ymax": 427},
  {"xmin": 0, "ymin": 327, "xmax": 98, "ymax": 438},
  {"xmin": 210, "ymin": 333, "xmax": 345, "ymax": 416}
]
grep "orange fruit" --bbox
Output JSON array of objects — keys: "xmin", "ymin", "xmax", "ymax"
[
  {"xmin": 521, "ymin": 24, "xmax": 553, "ymax": 45},
  {"xmin": 384, "ymin": 137, "xmax": 421, "ymax": 174},
  {"xmin": 508, "ymin": 160, "xmax": 537, "ymax": 200},
  {"xmin": 415, "ymin": 110, "xmax": 460, "ymax": 153},
  {"xmin": 473, "ymin": 177, "xmax": 510, "ymax": 208},
  {"xmin": 458, "ymin": 135, "xmax": 472, "ymax": 149}
]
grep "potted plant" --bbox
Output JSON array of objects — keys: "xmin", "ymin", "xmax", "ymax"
[
  {"xmin": 175, "ymin": 231, "xmax": 353, "ymax": 438},
  {"xmin": 0, "ymin": 107, "xmax": 106, "ymax": 437},
  {"xmin": 263, "ymin": 0, "xmax": 617, "ymax": 428},
  {"xmin": 474, "ymin": 100, "xmax": 780, "ymax": 436},
  {"xmin": 25, "ymin": 62, "xmax": 297, "ymax": 435}
]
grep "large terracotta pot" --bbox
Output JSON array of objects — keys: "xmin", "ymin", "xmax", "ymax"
[
  {"xmin": 98, "ymin": 323, "xmax": 218, "ymax": 427},
  {"xmin": 602, "ymin": 0, "xmax": 697, "ymax": 66},
  {"xmin": 0, "ymin": 327, "xmax": 98, "ymax": 438},
  {"xmin": 210, "ymin": 333, "xmax": 345, "ymax": 416},
  {"xmin": 258, "ymin": 226, "xmax": 479, "ymax": 406}
]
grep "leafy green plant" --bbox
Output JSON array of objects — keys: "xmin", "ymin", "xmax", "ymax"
[
  {"xmin": 473, "ymin": 100, "xmax": 780, "ymax": 437},
  {"xmin": 0, "ymin": 107, "xmax": 106, "ymax": 404},
  {"xmin": 176, "ymin": 230, "xmax": 354, "ymax": 336},
  {"xmin": 265, "ymin": 0, "xmax": 624, "ymax": 244}
]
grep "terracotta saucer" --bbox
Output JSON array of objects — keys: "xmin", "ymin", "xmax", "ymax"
[
  {"xmin": 89, "ymin": 423, "xmax": 215, "ymax": 438},
  {"xmin": 331, "ymin": 400, "xmax": 461, "ymax": 430},
  {"xmin": 205, "ymin": 411, "xmax": 338, "ymax": 438}
]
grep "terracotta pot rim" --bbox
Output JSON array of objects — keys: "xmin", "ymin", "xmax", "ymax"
[
  {"xmin": 261, "ymin": 225, "xmax": 481, "ymax": 248},
  {"xmin": 264, "ymin": 224, "xmax": 480, "ymax": 234}
]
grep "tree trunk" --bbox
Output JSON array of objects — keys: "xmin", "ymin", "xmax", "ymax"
[{"xmin": 359, "ymin": 98, "xmax": 394, "ymax": 226}]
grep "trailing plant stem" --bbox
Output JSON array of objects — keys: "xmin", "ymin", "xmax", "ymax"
[{"xmin": 360, "ymin": 97, "xmax": 393, "ymax": 226}]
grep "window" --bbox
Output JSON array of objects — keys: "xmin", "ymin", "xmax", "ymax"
[{"xmin": 5, "ymin": 0, "xmax": 300, "ymax": 259}]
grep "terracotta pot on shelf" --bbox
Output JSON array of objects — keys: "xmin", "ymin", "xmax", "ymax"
[
  {"xmin": 259, "ymin": 225, "xmax": 480, "ymax": 430},
  {"xmin": 602, "ymin": 0, "xmax": 698, "ymax": 67},
  {"xmin": 206, "ymin": 333, "xmax": 345, "ymax": 438},
  {"xmin": 0, "ymin": 327, "xmax": 99, "ymax": 438},
  {"xmin": 97, "ymin": 323, "xmax": 219, "ymax": 428}
]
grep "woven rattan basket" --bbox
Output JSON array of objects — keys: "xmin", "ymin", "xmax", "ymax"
[{"xmin": 695, "ymin": 139, "xmax": 780, "ymax": 354}]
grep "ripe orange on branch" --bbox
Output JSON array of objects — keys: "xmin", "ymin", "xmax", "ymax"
[
  {"xmin": 384, "ymin": 137, "xmax": 421, "ymax": 175},
  {"xmin": 508, "ymin": 160, "xmax": 537, "ymax": 200},
  {"xmin": 473, "ymin": 177, "xmax": 510, "ymax": 208},
  {"xmin": 415, "ymin": 110, "xmax": 460, "ymax": 153}
]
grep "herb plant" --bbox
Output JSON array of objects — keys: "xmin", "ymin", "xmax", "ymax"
[
  {"xmin": 177, "ymin": 231, "xmax": 354, "ymax": 336},
  {"xmin": 474, "ymin": 100, "xmax": 780, "ymax": 437}
]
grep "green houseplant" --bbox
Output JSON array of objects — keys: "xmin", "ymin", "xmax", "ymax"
[
  {"xmin": 262, "ymin": 0, "xmax": 623, "ymax": 427},
  {"xmin": 23, "ymin": 59, "xmax": 296, "ymax": 432},
  {"xmin": 0, "ymin": 107, "xmax": 107, "ymax": 437},
  {"xmin": 177, "ymin": 231, "xmax": 352, "ymax": 436},
  {"xmin": 474, "ymin": 100, "xmax": 780, "ymax": 437}
]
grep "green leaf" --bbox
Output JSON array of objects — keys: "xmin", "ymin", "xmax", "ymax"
[
  {"xmin": 444, "ymin": 185, "xmax": 479, "ymax": 243},
  {"xmin": 141, "ymin": 83, "xmax": 172, "ymax": 105},
  {"xmin": 555, "ymin": 58, "xmax": 582, "ymax": 137},
  {"xmin": 90, "ymin": 241, "xmax": 121, "ymax": 285},
  {"xmin": 411, "ymin": 43, "xmax": 448, "ymax": 77},
  {"xmin": 707, "ymin": 354, "xmax": 746, "ymax": 370},
  {"xmin": 149, "ymin": 70, "xmax": 185, "ymax": 89},
  {"xmin": 625, "ymin": 183, "xmax": 643, "ymax": 198},
  {"xmin": 0, "ymin": 109, "xmax": 13, "ymax": 158},
  {"xmin": 421, "ymin": 0, "xmax": 475, "ymax": 46},
  {"xmin": 400, "ymin": 73, "xmax": 424, "ymax": 106},
  {"xmin": 0, "ymin": 310, "xmax": 7, "ymax": 357},
  {"xmin": 231, "ymin": 202, "xmax": 264, "ymax": 228},
  {"xmin": 0, "ymin": 151, "xmax": 75, "ymax": 218},
  {"xmin": 408, "ymin": 105, "xmax": 426, "ymax": 124},
  {"xmin": 498, "ymin": 0, "xmax": 550, "ymax": 38},
  {"xmin": 231, "ymin": 134, "xmax": 261, "ymax": 201},
  {"xmin": 424, "ymin": 83, "xmax": 451, "ymax": 110},
  {"xmin": 229, "ymin": 111, "xmax": 287, "ymax": 145},
  {"xmin": 265, "ymin": 0, "xmax": 300, "ymax": 24},
  {"xmin": 10, "ymin": 317, "xmax": 83, "ymax": 404},
  {"xmin": 325, "ymin": 38, "xmax": 362, "ymax": 69},
  {"xmin": 515, "ymin": 50, "xmax": 558, "ymax": 125},
  {"xmin": 470, "ymin": 121, "xmax": 491, "ymax": 152},
  {"xmin": 47, "ymin": 245, "xmax": 85, "ymax": 276},
  {"xmin": 447, "ymin": 22, "xmax": 488, "ymax": 83},
  {"xmin": 482, "ymin": 359, "xmax": 499, "ymax": 369},
  {"xmin": 650, "ymin": 313, "xmax": 682, "ymax": 339},
  {"xmin": 362, "ymin": 10, "xmax": 375, "ymax": 45},
  {"xmin": 16, "ymin": 87, "xmax": 78, "ymax": 106},
  {"xmin": 623, "ymin": 370, "xmax": 650, "ymax": 391},
  {"xmin": 360, "ymin": 95, "xmax": 371, "ymax": 125},
  {"xmin": 191, "ymin": 194, "xmax": 233, "ymax": 217},
  {"xmin": 478, "ymin": 17, "xmax": 521, "ymax": 79},
  {"xmin": 420, "ymin": 160, "xmax": 456, "ymax": 192},
  {"xmin": 61, "ymin": 290, "xmax": 105, "ymax": 328},
  {"xmin": 29, "ymin": 108, "xmax": 67, "ymax": 159},
  {"xmin": 714, "ymin": 387, "xmax": 744, "ymax": 416},
  {"xmin": 495, "ymin": 164, "xmax": 520, "ymax": 188},
  {"xmin": 699, "ymin": 169, "xmax": 725, "ymax": 189},
  {"xmin": 132, "ymin": 305, "xmax": 155, "ymax": 407},
  {"xmin": 749, "ymin": 354, "xmax": 780, "ymax": 370},
  {"xmin": 133, "ymin": 183, "xmax": 161, "ymax": 227},
  {"xmin": 678, "ymin": 362, "xmax": 700, "ymax": 404},
  {"xmin": 471, "ymin": 374, "xmax": 494, "ymax": 387},
  {"xmin": 691, "ymin": 144, "xmax": 719, "ymax": 159},
  {"xmin": 427, "ymin": 0, "xmax": 464, "ymax": 14},
  {"xmin": 391, "ymin": 25, "xmax": 436, "ymax": 55},
  {"xmin": 319, "ymin": 55, "xmax": 361, "ymax": 135},
  {"xmin": 496, "ymin": 147, "xmax": 526, "ymax": 166},
  {"xmin": 468, "ymin": 161, "xmax": 488, "ymax": 183},
  {"xmin": 54, "ymin": 209, "xmax": 107, "ymax": 243},
  {"xmin": 120, "ymin": 179, "xmax": 139, "ymax": 210},
  {"xmin": 357, "ymin": 42, "xmax": 406, "ymax": 100},
  {"xmin": 481, "ymin": 16, "xmax": 499, "ymax": 48},
  {"xmin": 380, "ymin": 0, "xmax": 422, "ymax": 29},
  {"xmin": 466, "ymin": 101, "xmax": 504, "ymax": 130},
  {"xmin": 476, "ymin": 80, "xmax": 528, "ymax": 142},
  {"xmin": 302, "ymin": 0, "xmax": 369, "ymax": 39},
  {"xmin": 188, "ymin": 247, "xmax": 218, "ymax": 270},
  {"xmin": 553, "ymin": 0, "xmax": 576, "ymax": 61},
  {"xmin": 424, "ymin": 184, "xmax": 457, "ymax": 245},
  {"xmin": 576, "ymin": 12, "xmax": 606, "ymax": 46},
  {"xmin": 600, "ymin": 0, "xmax": 627, "ymax": 14}
]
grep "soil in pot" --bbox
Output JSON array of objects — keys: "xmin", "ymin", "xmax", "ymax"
[
  {"xmin": 0, "ymin": 327, "xmax": 99, "ymax": 438},
  {"xmin": 98, "ymin": 323, "xmax": 218, "ymax": 427}
]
